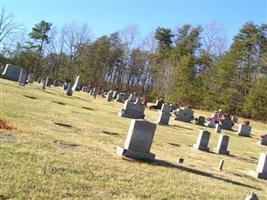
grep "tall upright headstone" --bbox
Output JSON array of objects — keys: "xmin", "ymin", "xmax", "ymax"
[
  {"xmin": 128, "ymin": 93, "xmax": 138, "ymax": 103},
  {"xmin": 116, "ymin": 119, "xmax": 157, "ymax": 161},
  {"xmin": 260, "ymin": 135, "xmax": 267, "ymax": 146},
  {"xmin": 116, "ymin": 93, "xmax": 125, "ymax": 103},
  {"xmin": 72, "ymin": 76, "xmax": 80, "ymax": 91},
  {"xmin": 107, "ymin": 91, "xmax": 113, "ymax": 102},
  {"xmin": 27, "ymin": 73, "xmax": 34, "ymax": 83},
  {"xmin": 193, "ymin": 130, "xmax": 210, "ymax": 152},
  {"xmin": 41, "ymin": 79, "xmax": 46, "ymax": 90},
  {"xmin": 18, "ymin": 68, "xmax": 27, "ymax": 86},
  {"xmin": 157, "ymin": 104, "xmax": 171, "ymax": 125},
  {"xmin": 220, "ymin": 118, "xmax": 232, "ymax": 130},
  {"xmin": 66, "ymin": 83, "xmax": 73, "ymax": 96},
  {"xmin": 249, "ymin": 153, "xmax": 267, "ymax": 180},
  {"xmin": 213, "ymin": 135, "xmax": 230, "ymax": 155},
  {"xmin": 112, "ymin": 91, "xmax": 118, "ymax": 99},
  {"xmin": 196, "ymin": 116, "xmax": 205, "ymax": 126},
  {"xmin": 119, "ymin": 100, "xmax": 145, "ymax": 119},
  {"xmin": 237, "ymin": 124, "xmax": 251, "ymax": 137}
]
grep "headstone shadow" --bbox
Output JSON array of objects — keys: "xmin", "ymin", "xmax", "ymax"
[
  {"xmin": 54, "ymin": 122, "xmax": 72, "ymax": 128},
  {"xmin": 101, "ymin": 131, "xmax": 119, "ymax": 136},
  {"xmin": 149, "ymin": 159, "xmax": 261, "ymax": 190},
  {"xmin": 23, "ymin": 95, "xmax": 38, "ymax": 100},
  {"xmin": 170, "ymin": 124, "xmax": 194, "ymax": 131},
  {"xmin": 168, "ymin": 142, "xmax": 180, "ymax": 147},
  {"xmin": 82, "ymin": 107, "xmax": 94, "ymax": 111},
  {"xmin": 52, "ymin": 101, "xmax": 66, "ymax": 105}
]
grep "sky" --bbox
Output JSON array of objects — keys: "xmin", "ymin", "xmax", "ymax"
[{"xmin": 1, "ymin": 0, "xmax": 267, "ymax": 44}]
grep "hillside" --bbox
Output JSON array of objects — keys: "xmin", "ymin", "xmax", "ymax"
[{"xmin": 0, "ymin": 79, "xmax": 267, "ymax": 200}]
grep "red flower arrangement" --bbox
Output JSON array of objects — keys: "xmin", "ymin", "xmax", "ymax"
[{"xmin": 243, "ymin": 120, "xmax": 250, "ymax": 125}]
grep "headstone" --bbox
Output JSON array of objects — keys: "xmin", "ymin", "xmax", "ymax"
[
  {"xmin": 193, "ymin": 130, "xmax": 210, "ymax": 151},
  {"xmin": 41, "ymin": 79, "xmax": 46, "ymax": 90},
  {"xmin": 155, "ymin": 99, "xmax": 164, "ymax": 109},
  {"xmin": 220, "ymin": 118, "xmax": 232, "ymax": 130},
  {"xmin": 18, "ymin": 68, "xmax": 27, "ymax": 86},
  {"xmin": 128, "ymin": 93, "xmax": 138, "ymax": 103},
  {"xmin": 260, "ymin": 135, "xmax": 267, "ymax": 146},
  {"xmin": 107, "ymin": 91, "xmax": 113, "ymax": 102},
  {"xmin": 119, "ymin": 100, "xmax": 145, "ymax": 119},
  {"xmin": 112, "ymin": 91, "xmax": 118, "ymax": 99},
  {"xmin": 72, "ymin": 76, "xmax": 80, "ymax": 91},
  {"xmin": 215, "ymin": 124, "xmax": 221, "ymax": 133},
  {"xmin": 134, "ymin": 98, "xmax": 142, "ymax": 104},
  {"xmin": 116, "ymin": 119, "xmax": 157, "ymax": 161},
  {"xmin": 1, "ymin": 64, "xmax": 22, "ymax": 81},
  {"xmin": 46, "ymin": 77, "xmax": 52, "ymax": 87},
  {"xmin": 177, "ymin": 157, "xmax": 184, "ymax": 164},
  {"xmin": 249, "ymin": 153, "xmax": 267, "ymax": 180},
  {"xmin": 213, "ymin": 135, "xmax": 230, "ymax": 155},
  {"xmin": 196, "ymin": 116, "xmax": 205, "ymax": 126},
  {"xmin": 237, "ymin": 124, "xmax": 251, "ymax": 137},
  {"xmin": 66, "ymin": 83, "xmax": 73, "ymax": 96},
  {"xmin": 245, "ymin": 192, "xmax": 259, "ymax": 200},
  {"xmin": 27, "ymin": 73, "xmax": 34, "ymax": 83},
  {"xmin": 116, "ymin": 93, "xmax": 125, "ymax": 103},
  {"xmin": 63, "ymin": 82, "xmax": 68, "ymax": 90},
  {"xmin": 157, "ymin": 104, "xmax": 171, "ymax": 125},
  {"xmin": 175, "ymin": 107, "xmax": 194, "ymax": 122}
]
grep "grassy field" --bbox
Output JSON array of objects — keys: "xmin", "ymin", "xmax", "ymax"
[{"xmin": 0, "ymin": 79, "xmax": 267, "ymax": 200}]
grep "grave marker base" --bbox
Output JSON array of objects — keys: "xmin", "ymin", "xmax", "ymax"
[
  {"xmin": 116, "ymin": 146, "xmax": 155, "ymax": 161},
  {"xmin": 248, "ymin": 170, "xmax": 267, "ymax": 180}
]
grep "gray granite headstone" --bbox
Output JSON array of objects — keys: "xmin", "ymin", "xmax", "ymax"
[
  {"xmin": 157, "ymin": 104, "xmax": 171, "ymax": 125},
  {"xmin": 27, "ymin": 73, "xmax": 34, "ymax": 83},
  {"xmin": 196, "ymin": 116, "xmax": 205, "ymax": 126},
  {"xmin": 119, "ymin": 100, "xmax": 145, "ymax": 119},
  {"xmin": 116, "ymin": 119, "xmax": 157, "ymax": 161},
  {"xmin": 220, "ymin": 118, "xmax": 232, "ymax": 130},
  {"xmin": 41, "ymin": 79, "xmax": 46, "ymax": 90},
  {"xmin": 213, "ymin": 135, "xmax": 230, "ymax": 155},
  {"xmin": 245, "ymin": 192, "xmax": 259, "ymax": 200},
  {"xmin": 128, "ymin": 93, "xmax": 138, "ymax": 103},
  {"xmin": 116, "ymin": 93, "xmax": 125, "ymax": 103},
  {"xmin": 175, "ymin": 108, "xmax": 194, "ymax": 122},
  {"xmin": 18, "ymin": 68, "xmax": 27, "ymax": 86},
  {"xmin": 193, "ymin": 130, "xmax": 210, "ymax": 151},
  {"xmin": 249, "ymin": 153, "xmax": 267, "ymax": 180},
  {"xmin": 1, "ymin": 64, "xmax": 22, "ymax": 81},
  {"xmin": 66, "ymin": 83, "xmax": 73, "ymax": 96},
  {"xmin": 260, "ymin": 135, "xmax": 267, "ymax": 146},
  {"xmin": 237, "ymin": 124, "xmax": 251, "ymax": 137},
  {"xmin": 112, "ymin": 91, "xmax": 118, "ymax": 99},
  {"xmin": 107, "ymin": 91, "xmax": 113, "ymax": 102}
]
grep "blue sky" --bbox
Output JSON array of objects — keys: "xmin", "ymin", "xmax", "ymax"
[{"xmin": 2, "ymin": 0, "xmax": 267, "ymax": 43}]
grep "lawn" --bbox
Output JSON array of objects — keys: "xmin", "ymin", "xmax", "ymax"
[{"xmin": 0, "ymin": 79, "xmax": 267, "ymax": 200}]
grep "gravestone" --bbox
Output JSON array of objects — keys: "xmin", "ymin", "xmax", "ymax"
[
  {"xmin": 175, "ymin": 107, "xmax": 194, "ymax": 122},
  {"xmin": 237, "ymin": 124, "xmax": 251, "ymax": 137},
  {"xmin": 112, "ymin": 91, "xmax": 118, "ymax": 99},
  {"xmin": 46, "ymin": 77, "xmax": 52, "ymax": 87},
  {"xmin": 260, "ymin": 135, "xmax": 267, "ymax": 146},
  {"xmin": 66, "ymin": 83, "xmax": 73, "ymax": 96},
  {"xmin": 157, "ymin": 104, "xmax": 171, "ymax": 125},
  {"xmin": 196, "ymin": 116, "xmax": 205, "ymax": 126},
  {"xmin": 107, "ymin": 91, "xmax": 113, "ymax": 102},
  {"xmin": 245, "ymin": 192, "xmax": 259, "ymax": 200},
  {"xmin": 18, "ymin": 68, "xmax": 27, "ymax": 86},
  {"xmin": 134, "ymin": 98, "xmax": 142, "ymax": 104},
  {"xmin": 249, "ymin": 153, "xmax": 267, "ymax": 180},
  {"xmin": 1, "ymin": 64, "xmax": 22, "ymax": 81},
  {"xmin": 193, "ymin": 130, "xmax": 210, "ymax": 151},
  {"xmin": 215, "ymin": 124, "xmax": 222, "ymax": 133},
  {"xmin": 27, "ymin": 73, "xmax": 34, "ymax": 83},
  {"xmin": 116, "ymin": 119, "xmax": 157, "ymax": 161},
  {"xmin": 155, "ymin": 99, "xmax": 164, "ymax": 109},
  {"xmin": 72, "ymin": 76, "xmax": 80, "ymax": 91},
  {"xmin": 220, "ymin": 118, "xmax": 233, "ymax": 130},
  {"xmin": 116, "ymin": 93, "xmax": 125, "ymax": 103},
  {"xmin": 128, "ymin": 93, "xmax": 138, "ymax": 103},
  {"xmin": 41, "ymin": 79, "xmax": 46, "ymax": 90},
  {"xmin": 213, "ymin": 135, "xmax": 230, "ymax": 155},
  {"xmin": 119, "ymin": 100, "xmax": 145, "ymax": 119}
]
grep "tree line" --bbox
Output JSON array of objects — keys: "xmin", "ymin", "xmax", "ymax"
[{"xmin": 0, "ymin": 9, "xmax": 266, "ymax": 120}]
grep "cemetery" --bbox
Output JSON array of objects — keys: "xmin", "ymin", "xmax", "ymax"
[{"xmin": 0, "ymin": 78, "xmax": 267, "ymax": 199}]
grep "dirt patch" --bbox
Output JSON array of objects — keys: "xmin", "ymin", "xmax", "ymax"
[{"xmin": 0, "ymin": 119, "xmax": 16, "ymax": 130}]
